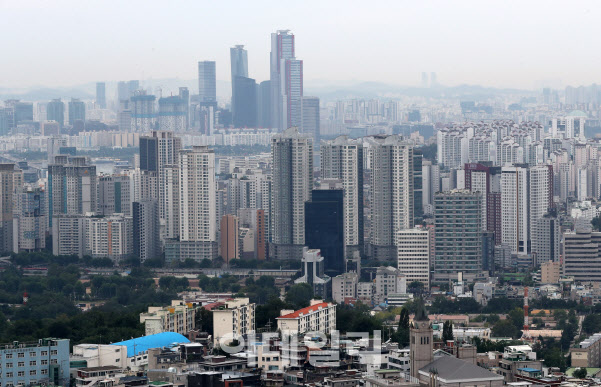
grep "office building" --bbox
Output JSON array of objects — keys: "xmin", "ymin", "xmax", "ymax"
[
  {"xmin": 270, "ymin": 30, "xmax": 296, "ymax": 130},
  {"xmin": 277, "ymin": 300, "xmax": 336, "ymax": 335},
  {"xmin": 281, "ymin": 58, "xmax": 303, "ymax": 129},
  {"xmin": 212, "ymin": 298, "xmax": 255, "ymax": 346},
  {"xmin": 531, "ymin": 210, "xmax": 560, "ymax": 265},
  {"xmin": 158, "ymin": 89, "xmax": 188, "ymax": 132},
  {"xmin": 374, "ymin": 266, "xmax": 407, "ymax": 305},
  {"xmin": 140, "ymin": 304, "xmax": 195, "ymax": 336},
  {"xmin": 320, "ymin": 136, "xmax": 364, "ymax": 258},
  {"xmin": 83, "ymin": 214, "xmax": 133, "ymax": 262},
  {"xmin": 232, "ymin": 76, "xmax": 257, "ymax": 128},
  {"xmin": 367, "ymin": 135, "xmax": 414, "ymax": 260},
  {"xmin": 258, "ymin": 80, "xmax": 271, "ymax": 128},
  {"xmin": 563, "ymin": 229, "xmax": 601, "ymax": 283},
  {"xmin": 16, "ymin": 186, "xmax": 47, "ymax": 252},
  {"xmin": 230, "ymin": 44, "xmax": 249, "ymax": 125},
  {"xmin": 220, "ymin": 214, "xmax": 239, "ymax": 264},
  {"xmin": 48, "ymin": 156, "xmax": 97, "ymax": 226},
  {"xmin": 304, "ymin": 189, "xmax": 344, "ymax": 276},
  {"xmin": 0, "ymin": 164, "xmax": 16, "ymax": 253},
  {"xmin": 131, "ymin": 91, "xmax": 156, "ymax": 132},
  {"xmin": 433, "ymin": 190, "xmax": 483, "ymax": 283},
  {"xmin": 47, "ymin": 98, "xmax": 65, "ymax": 127},
  {"xmin": 0, "ymin": 338, "xmax": 70, "ymax": 387},
  {"xmin": 270, "ymin": 127, "xmax": 313, "ymax": 260},
  {"xmin": 68, "ymin": 98, "xmax": 86, "ymax": 125},
  {"xmin": 96, "ymin": 82, "xmax": 106, "ymax": 109},
  {"xmin": 301, "ymin": 96, "xmax": 320, "ymax": 141},
  {"xmin": 198, "ymin": 60, "xmax": 216, "ymax": 103},
  {"xmin": 133, "ymin": 200, "xmax": 160, "ymax": 263},
  {"xmin": 97, "ymin": 175, "xmax": 132, "ymax": 216},
  {"xmin": 397, "ymin": 228, "xmax": 430, "ymax": 288},
  {"xmin": 295, "ymin": 247, "xmax": 332, "ymax": 299}
]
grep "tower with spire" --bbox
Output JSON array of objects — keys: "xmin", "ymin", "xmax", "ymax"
[{"xmin": 410, "ymin": 298, "xmax": 433, "ymax": 378}]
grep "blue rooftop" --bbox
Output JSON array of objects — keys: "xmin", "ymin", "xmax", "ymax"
[
  {"xmin": 111, "ymin": 332, "xmax": 190, "ymax": 357},
  {"xmin": 518, "ymin": 367, "xmax": 541, "ymax": 373}
]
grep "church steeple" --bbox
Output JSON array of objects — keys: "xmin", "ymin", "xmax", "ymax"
[{"xmin": 410, "ymin": 298, "xmax": 433, "ymax": 378}]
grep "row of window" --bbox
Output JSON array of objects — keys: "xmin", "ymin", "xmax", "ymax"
[
  {"xmin": 3, "ymin": 368, "xmax": 48, "ymax": 378},
  {"xmin": 0, "ymin": 351, "xmax": 57, "ymax": 360}
]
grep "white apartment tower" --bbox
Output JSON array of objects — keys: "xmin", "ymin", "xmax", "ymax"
[
  {"xmin": 528, "ymin": 165, "xmax": 553, "ymax": 242},
  {"xmin": 270, "ymin": 127, "xmax": 313, "ymax": 260},
  {"xmin": 501, "ymin": 166, "xmax": 529, "ymax": 254},
  {"xmin": 321, "ymin": 136, "xmax": 364, "ymax": 257},
  {"xmin": 178, "ymin": 146, "xmax": 216, "ymax": 243},
  {"xmin": 397, "ymin": 228, "xmax": 430, "ymax": 288},
  {"xmin": 367, "ymin": 135, "xmax": 414, "ymax": 260}
]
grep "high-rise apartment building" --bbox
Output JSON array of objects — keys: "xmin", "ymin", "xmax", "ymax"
[
  {"xmin": 83, "ymin": 214, "xmax": 133, "ymax": 262},
  {"xmin": 531, "ymin": 210, "xmax": 560, "ymax": 265},
  {"xmin": 305, "ymin": 189, "xmax": 345, "ymax": 277},
  {"xmin": 48, "ymin": 156, "xmax": 97, "ymax": 226},
  {"xmin": 270, "ymin": 127, "xmax": 313, "ymax": 260},
  {"xmin": 131, "ymin": 91, "xmax": 156, "ymax": 132},
  {"xmin": 501, "ymin": 166, "xmax": 528, "ymax": 254},
  {"xmin": 98, "ymin": 175, "xmax": 132, "ymax": 216},
  {"xmin": 68, "ymin": 98, "xmax": 86, "ymax": 125},
  {"xmin": 158, "ymin": 88, "xmax": 189, "ymax": 132},
  {"xmin": 528, "ymin": 165, "xmax": 553, "ymax": 243},
  {"xmin": 270, "ymin": 30, "xmax": 296, "ymax": 130},
  {"xmin": 47, "ymin": 98, "xmax": 65, "ymax": 127},
  {"xmin": 16, "ymin": 186, "xmax": 46, "ymax": 252},
  {"xmin": 301, "ymin": 96, "xmax": 320, "ymax": 141},
  {"xmin": 0, "ymin": 164, "xmax": 16, "ymax": 253},
  {"xmin": 133, "ymin": 200, "xmax": 160, "ymax": 263},
  {"xmin": 367, "ymin": 135, "xmax": 414, "ymax": 260},
  {"xmin": 464, "ymin": 163, "xmax": 502, "ymax": 243},
  {"xmin": 397, "ymin": 227, "xmax": 430, "ymax": 288},
  {"xmin": 96, "ymin": 82, "xmax": 106, "ymax": 109},
  {"xmin": 220, "ymin": 214, "xmax": 239, "ymax": 264},
  {"xmin": 433, "ymin": 190, "xmax": 483, "ymax": 283},
  {"xmin": 321, "ymin": 136, "xmax": 364, "ymax": 257}
]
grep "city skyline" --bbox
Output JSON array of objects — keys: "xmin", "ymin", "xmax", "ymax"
[{"xmin": 2, "ymin": 1, "xmax": 601, "ymax": 90}]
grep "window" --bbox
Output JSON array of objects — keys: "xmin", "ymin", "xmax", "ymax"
[
  {"xmin": 29, "ymin": 361, "xmax": 36, "ymax": 366},
  {"xmin": 40, "ymin": 351, "xmax": 47, "ymax": 356},
  {"xmin": 17, "ymin": 371, "xmax": 25, "ymax": 377},
  {"xmin": 17, "ymin": 362, "xmax": 24, "ymax": 368},
  {"xmin": 5, "ymin": 354, "xmax": 12, "ymax": 359},
  {"xmin": 29, "ymin": 352, "xmax": 36, "ymax": 357},
  {"xmin": 6, "ymin": 363, "xmax": 12, "ymax": 368},
  {"xmin": 41, "ymin": 369, "xmax": 48, "ymax": 375},
  {"xmin": 29, "ymin": 370, "xmax": 36, "ymax": 376},
  {"xmin": 6, "ymin": 372, "xmax": 13, "ymax": 378},
  {"xmin": 50, "ymin": 350, "xmax": 57, "ymax": 356},
  {"xmin": 41, "ymin": 360, "xmax": 48, "ymax": 366},
  {"xmin": 17, "ymin": 353, "xmax": 24, "ymax": 358},
  {"xmin": 50, "ymin": 359, "xmax": 57, "ymax": 365}
]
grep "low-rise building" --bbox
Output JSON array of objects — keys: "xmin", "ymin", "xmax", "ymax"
[
  {"xmin": 71, "ymin": 344, "xmax": 128, "ymax": 368},
  {"xmin": 277, "ymin": 300, "xmax": 336, "ymax": 335},
  {"xmin": 110, "ymin": 332, "xmax": 190, "ymax": 370},
  {"xmin": 332, "ymin": 272, "xmax": 358, "ymax": 304},
  {"xmin": 374, "ymin": 266, "xmax": 407, "ymax": 305},
  {"xmin": 212, "ymin": 298, "xmax": 256, "ymax": 346},
  {"xmin": 418, "ymin": 356, "xmax": 504, "ymax": 387},
  {"xmin": 540, "ymin": 260, "xmax": 561, "ymax": 284},
  {"xmin": 0, "ymin": 338, "xmax": 70, "ymax": 387},
  {"xmin": 498, "ymin": 345, "xmax": 543, "ymax": 382},
  {"xmin": 140, "ymin": 304, "xmax": 196, "ymax": 336},
  {"xmin": 357, "ymin": 282, "xmax": 374, "ymax": 305},
  {"xmin": 571, "ymin": 333, "xmax": 601, "ymax": 368}
]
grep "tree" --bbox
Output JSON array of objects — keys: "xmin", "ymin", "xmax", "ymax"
[
  {"xmin": 508, "ymin": 307, "xmax": 525, "ymax": 332},
  {"xmin": 583, "ymin": 314, "xmax": 601, "ymax": 335},
  {"xmin": 442, "ymin": 320, "xmax": 454, "ymax": 343},
  {"xmin": 492, "ymin": 319, "xmax": 519, "ymax": 338},
  {"xmin": 573, "ymin": 368, "xmax": 588, "ymax": 379},
  {"xmin": 284, "ymin": 283, "xmax": 313, "ymax": 309},
  {"xmin": 195, "ymin": 307, "xmax": 214, "ymax": 335},
  {"xmin": 393, "ymin": 308, "xmax": 410, "ymax": 346}
]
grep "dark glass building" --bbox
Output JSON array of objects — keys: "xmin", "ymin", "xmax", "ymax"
[
  {"xmin": 305, "ymin": 189, "xmax": 345, "ymax": 277},
  {"xmin": 232, "ymin": 76, "xmax": 257, "ymax": 128}
]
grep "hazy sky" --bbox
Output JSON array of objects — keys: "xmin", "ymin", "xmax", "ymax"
[{"xmin": 2, "ymin": 0, "xmax": 601, "ymax": 90}]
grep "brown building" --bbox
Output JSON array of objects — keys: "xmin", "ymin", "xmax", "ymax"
[
  {"xmin": 220, "ymin": 214, "xmax": 239, "ymax": 264},
  {"xmin": 540, "ymin": 260, "xmax": 561, "ymax": 284}
]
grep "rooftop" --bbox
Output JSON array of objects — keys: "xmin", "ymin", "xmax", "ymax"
[
  {"xmin": 419, "ymin": 356, "xmax": 504, "ymax": 382},
  {"xmin": 111, "ymin": 332, "xmax": 190, "ymax": 357},
  {"xmin": 277, "ymin": 302, "xmax": 331, "ymax": 319}
]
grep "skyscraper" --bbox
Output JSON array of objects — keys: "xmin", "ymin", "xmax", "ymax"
[
  {"xmin": 131, "ymin": 91, "xmax": 156, "ymax": 132},
  {"xmin": 270, "ymin": 30, "xmax": 296, "ymax": 130},
  {"xmin": 258, "ymin": 80, "xmax": 271, "ymax": 128},
  {"xmin": 220, "ymin": 214, "xmax": 240, "ymax": 264},
  {"xmin": 48, "ymin": 156, "xmax": 97, "ymax": 227},
  {"xmin": 433, "ymin": 190, "xmax": 483, "ymax": 283},
  {"xmin": 305, "ymin": 189, "xmax": 345, "ymax": 277},
  {"xmin": 198, "ymin": 61, "xmax": 217, "ymax": 134},
  {"xmin": 230, "ymin": 45, "xmax": 248, "ymax": 119},
  {"xmin": 133, "ymin": 200, "xmax": 160, "ymax": 263},
  {"xmin": 47, "ymin": 99, "xmax": 65, "ymax": 127},
  {"xmin": 301, "ymin": 96, "xmax": 319, "ymax": 141},
  {"xmin": 96, "ymin": 82, "xmax": 106, "ymax": 109},
  {"xmin": 281, "ymin": 58, "xmax": 303, "ymax": 129},
  {"xmin": 321, "ymin": 136, "xmax": 364, "ymax": 258},
  {"xmin": 16, "ymin": 186, "xmax": 46, "ymax": 252},
  {"xmin": 198, "ymin": 61, "xmax": 217, "ymax": 103},
  {"xmin": 232, "ymin": 76, "xmax": 257, "ymax": 128},
  {"xmin": 178, "ymin": 147, "xmax": 215, "ymax": 239},
  {"xmin": 532, "ymin": 210, "xmax": 560, "ymax": 265},
  {"xmin": 68, "ymin": 98, "xmax": 86, "ymax": 125},
  {"xmin": 0, "ymin": 164, "xmax": 16, "ymax": 253},
  {"xmin": 366, "ymin": 135, "xmax": 414, "ymax": 260},
  {"xmin": 270, "ymin": 127, "xmax": 313, "ymax": 260},
  {"xmin": 158, "ymin": 89, "xmax": 188, "ymax": 132},
  {"xmin": 397, "ymin": 228, "xmax": 430, "ymax": 288},
  {"xmin": 501, "ymin": 166, "xmax": 528, "ymax": 254}
]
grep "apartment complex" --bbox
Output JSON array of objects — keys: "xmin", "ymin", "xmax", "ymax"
[
  {"xmin": 276, "ymin": 300, "xmax": 336, "ymax": 335},
  {"xmin": 212, "ymin": 298, "xmax": 256, "ymax": 346},
  {"xmin": 139, "ymin": 304, "xmax": 196, "ymax": 336}
]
